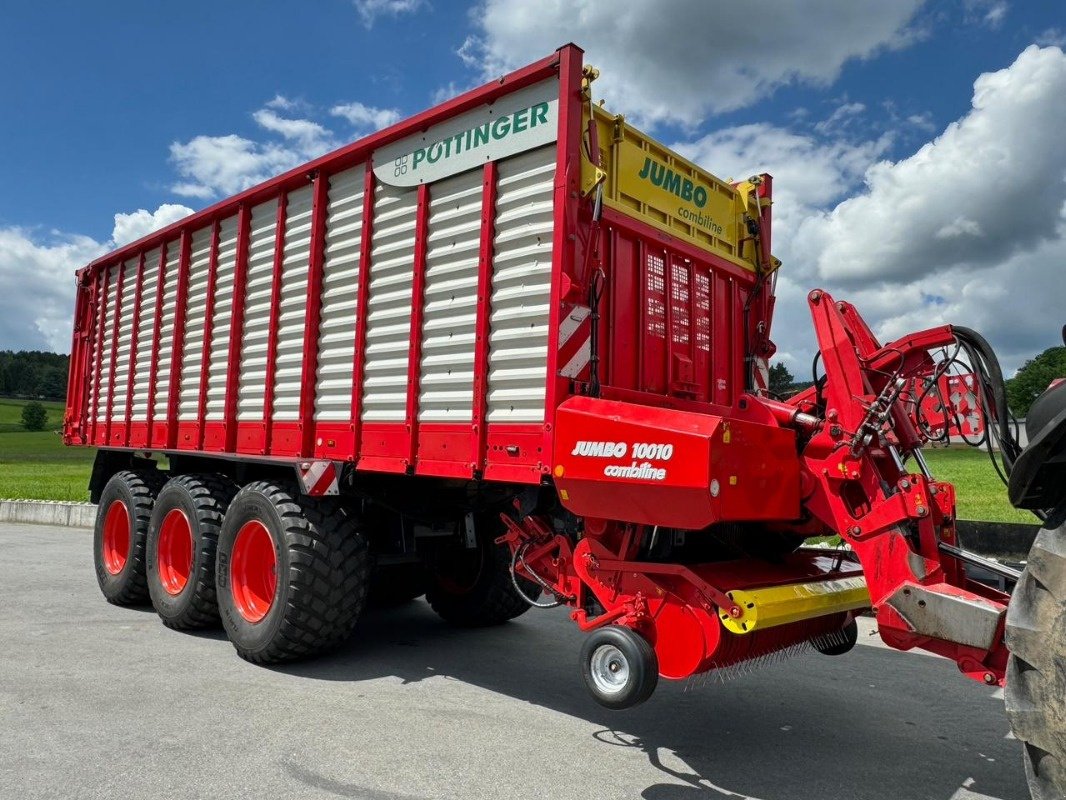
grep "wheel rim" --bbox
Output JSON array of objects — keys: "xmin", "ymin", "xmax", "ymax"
[
  {"xmin": 101, "ymin": 500, "xmax": 131, "ymax": 575},
  {"xmin": 157, "ymin": 509, "xmax": 194, "ymax": 596},
  {"xmin": 230, "ymin": 520, "xmax": 277, "ymax": 623},
  {"xmin": 589, "ymin": 644, "xmax": 630, "ymax": 695}
]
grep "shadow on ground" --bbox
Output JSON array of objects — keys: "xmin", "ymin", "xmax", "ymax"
[{"xmin": 268, "ymin": 600, "xmax": 1022, "ymax": 800}]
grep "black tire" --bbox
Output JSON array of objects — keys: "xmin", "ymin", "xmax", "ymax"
[
  {"xmin": 580, "ymin": 625, "xmax": 659, "ymax": 710},
  {"xmin": 146, "ymin": 474, "xmax": 237, "ymax": 630},
  {"xmin": 425, "ymin": 513, "xmax": 537, "ymax": 627},
  {"xmin": 216, "ymin": 482, "xmax": 369, "ymax": 664},
  {"xmin": 813, "ymin": 618, "xmax": 859, "ymax": 656},
  {"xmin": 93, "ymin": 469, "xmax": 166, "ymax": 606},
  {"xmin": 367, "ymin": 563, "xmax": 426, "ymax": 608},
  {"xmin": 1005, "ymin": 518, "xmax": 1066, "ymax": 800}
]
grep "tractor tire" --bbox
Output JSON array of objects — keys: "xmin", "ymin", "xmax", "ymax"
[
  {"xmin": 146, "ymin": 474, "xmax": 237, "ymax": 630},
  {"xmin": 1005, "ymin": 516, "xmax": 1066, "ymax": 800},
  {"xmin": 367, "ymin": 563, "xmax": 426, "ymax": 608},
  {"xmin": 93, "ymin": 469, "xmax": 166, "ymax": 606},
  {"xmin": 216, "ymin": 482, "xmax": 368, "ymax": 664},
  {"xmin": 425, "ymin": 513, "xmax": 537, "ymax": 627}
]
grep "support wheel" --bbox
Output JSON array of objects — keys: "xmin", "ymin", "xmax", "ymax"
[
  {"xmin": 425, "ymin": 512, "xmax": 537, "ymax": 627},
  {"xmin": 813, "ymin": 617, "xmax": 859, "ymax": 656},
  {"xmin": 93, "ymin": 470, "xmax": 165, "ymax": 606},
  {"xmin": 1005, "ymin": 517, "xmax": 1066, "ymax": 800},
  {"xmin": 146, "ymin": 474, "xmax": 237, "ymax": 630},
  {"xmin": 216, "ymin": 482, "xmax": 368, "ymax": 664},
  {"xmin": 580, "ymin": 625, "xmax": 659, "ymax": 710}
]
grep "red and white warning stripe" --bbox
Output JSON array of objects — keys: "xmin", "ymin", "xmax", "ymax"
[
  {"xmin": 297, "ymin": 460, "xmax": 339, "ymax": 496},
  {"xmin": 558, "ymin": 304, "xmax": 592, "ymax": 380},
  {"xmin": 753, "ymin": 356, "xmax": 770, "ymax": 396}
]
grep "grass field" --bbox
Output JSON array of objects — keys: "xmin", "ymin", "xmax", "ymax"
[
  {"xmin": 0, "ymin": 399, "xmax": 95, "ymax": 501},
  {"xmin": 0, "ymin": 398, "xmax": 1042, "ymax": 521}
]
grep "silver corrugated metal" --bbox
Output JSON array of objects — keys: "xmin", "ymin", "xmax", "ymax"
[
  {"xmin": 205, "ymin": 216, "xmax": 239, "ymax": 420},
  {"xmin": 94, "ymin": 263, "xmax": 122, "ymax": 423},
  {"xmin": 362, "ymin": 182, "xmax": 417, "ymax": 422},
  {"xmin": 272, "ymin": 185, "xmax": 313, "ymax": 422},
  {"xmin": 418, "ymin": 169, "xmax": 482, "ymax": 422},
  {"xmin": 152, "ymin": 244, "xmax": 178, "ymax": 420},
  {"xmin": 314, "ymin": 165, "xmax": 364, "ymax": 422},
  {"xmin": 178, "ymin": 228, "xmax": 213, "ymax": 420},
  {"xmin": 129, "ymin": 248, "xmax": 161, "ymax": 420},
  {"xmin": 237, "ymin": 201, "xmax": 278, "ymax": 422},
  {"xmin": 487, "ymin": 145, "xmax": 554, "ymax": 422}
]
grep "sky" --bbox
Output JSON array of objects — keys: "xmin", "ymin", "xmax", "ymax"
[{"xmin": 1, "ymin": 0, "xmax": 1064, "ymax": 378}]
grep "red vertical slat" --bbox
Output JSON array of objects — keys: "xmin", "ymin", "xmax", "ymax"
[
  {"xmin": 122, "ymin": 252, "xmax": 147, "ymax": 445},
  {"xmin": 145, "ymin": 243, "xmax": 169, "ymax": 447},
  {"xmin": 88, "ymin": 266, "xmax": 111, "ymax": 445},
  {"xmin": 298, "ymin": 173, "xmax": 330, "ymax": 457},
  {"xmin": 471, "ymin": 161, "xmax": 498, "ymax": 473},
  {"xmin": 223, "ymin": 206, "xmax": 251, "ymax": 452},
  {"xmin": 65, "ymin": 271, "xmax": 95, "ymax": 444},
  {"xmin": 261, "ymin": 194, "xmax": 288, "ymax": 452},
  {"xmin": 404, "ymin": 183, "xmax": 431, "ymax": 469},
  {"xmin": 165, "ymin": 231, "xmax": 193, "ymax": 449},
  {"xmin": 195, "ymin": 221, "xmax": 222, "ymax": 449},
  {"xmin": 103, "ymin": 261, "xmax": 128, "ymax": 446},
  {"xmin": 350, "ymin": 163, "xmax": 375, "ymax": 459}
]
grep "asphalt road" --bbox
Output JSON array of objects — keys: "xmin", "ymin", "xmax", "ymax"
[{"xmin": 0, "ymin": 523, "xmax": 1028, "ymax": 800}]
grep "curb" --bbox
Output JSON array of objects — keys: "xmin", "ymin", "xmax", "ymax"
[{"xmin": 0, "ymin": 500, "xmax": 97, "ymax": 528}]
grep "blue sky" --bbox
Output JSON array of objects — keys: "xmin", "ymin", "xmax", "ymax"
[{"xmin": 2, "ymin": 0, "xmax": 1064, "ymax": 374}]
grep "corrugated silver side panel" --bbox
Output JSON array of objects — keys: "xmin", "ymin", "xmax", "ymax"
[
  {"xmin": 94, "ymin": 263, "xmax": 122, "ymax": 423},
  {"xmin": 362, "ymin": 182, "xmax": 417, "ymax": 422},
  {"xmin": 152, "ymin": 244, "xmax": 178, "ymax": 420},
  {"xmin": 272, "ymin": 186, "xmax": 313, "ymax": 421},
  {"xmin": 418, "ymin": 169, "xmax": 481, "ymax": 422},
  {"xmin": 314, "ymin": 165, "xmax": 363, "ymax": 422},
  {"xmin": 205, "ymin": 216, "xmax": 239, "ymax": 420},
  {"xmin": 178, "ymin": 228, "xmax": 213, "ymax": 420},
  {"xmin": 237, "ymin": 202, "xmax": 278, "ymax": 422},
  {"xmin": 486, "ymin": 145, "xmax": 554, "ymax": 422},
  {"xmin": 109, "ymin": 259, "xmax": 138, "ymax": 423},
  {"xmin": 130, "ymin": 248, "xmax": 161, "ymax": 420}
]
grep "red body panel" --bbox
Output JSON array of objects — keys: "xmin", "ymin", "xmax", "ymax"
[{"xmin": 553, "ymin": 396, "xmax": 799, "ymax": 528}]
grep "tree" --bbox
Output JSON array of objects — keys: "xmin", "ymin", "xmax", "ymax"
[
  {"xmin": 1007, "ymin": 346, "xmax": 1066, "ymax": 417},
  {"xmin": 768, "ymin": 362, "xmax": 795, "ymax": 397},
  {"xmin": 21, "ymin": 401, "xmax": 47, "ymax": 431}
]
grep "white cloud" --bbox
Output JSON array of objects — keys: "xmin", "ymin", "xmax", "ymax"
[
  {"xmin": 353, "ymin": 0, "xmax": 427, "ymax": 27},
  {"xmin": 964, "ymin": 0, "xmax": 1008, "ymax": 29},
  {"xmin": 794, "ymin": 45, "xmax": 1066, "ymax": 286},
  {"xmin": 702, "ymin": 45, "xmax": 1066, "ymax": 377},
  {"xmin": 110, "ymin": 204, "xmax": 194, "ymax": 247},
  {"xmin": 170, "ymin": 103, "xmax": 341, "ymax": 199},
  {"xmin": 0, "ymin": 203, "xmax": 191, "ymax": 352},
  {"xmin": 461, "ymin": 0, "xmax": 924, "ymax": 126},
  {"xmin": 1036, "ymin": 28, "xmax": 1066, "ymax": 47},
  {"xmin": 329, "ymin": 101, "xmax": 402, "ymax": 134}
]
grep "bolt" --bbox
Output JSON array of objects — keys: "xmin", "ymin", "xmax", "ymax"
[
  {"xmin": 850, "ymin": 526, "xmax": 862, "ymax": 536},
  {"xmin": 829, "ymin": 425, "xmax": 842, "ymax": 437},
  {"xmin": 916, "ymin": 506, "xmax": 927, "ymax": 517},
  {"xmin": 900, "ymin": 479, "xmax": 910, "ymax": 490},
  {"xmin": 729, "ymin": 605, "xmax": 743, "ymax": 619},
  {"xmin": 811, "ymin": 291, "xmax": 822, "ymax": 302},
  {"xmin": 984, "ymin": 672, "xmax": 996, "ymax": 685}
]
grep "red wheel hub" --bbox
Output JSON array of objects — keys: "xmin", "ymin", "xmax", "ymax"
[
  {"xmin": 230, "ymin": 520, "xmax": 277, "ymax": 623},
  {"xmin": 101, "ymin": 500, "xmax": 131, "ymax": 575},
  {"xmin": 157, "ymin": 509, "xmax": 194, "ymax": 596}
]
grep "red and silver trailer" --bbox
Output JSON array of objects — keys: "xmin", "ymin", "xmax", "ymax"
[{"xmin": 64, "ymin": 44, "xmax": 1065, "ymax": 797}]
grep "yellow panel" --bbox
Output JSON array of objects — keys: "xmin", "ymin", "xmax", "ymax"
[{"xmin": 587, "ymin": 105, "xmax": 771, "ymax": 273}]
